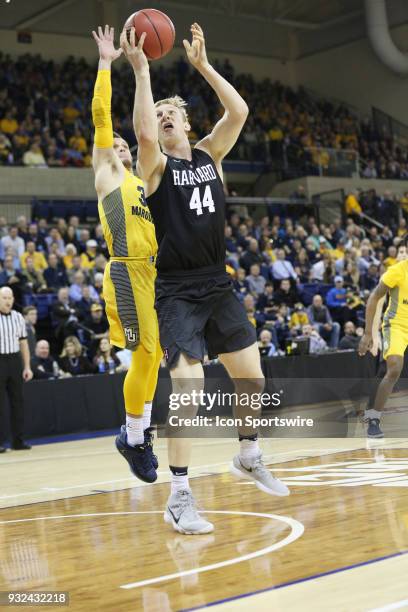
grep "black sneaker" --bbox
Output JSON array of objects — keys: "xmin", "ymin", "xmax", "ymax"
[
  {"xmin": 12, "ymin": 442, "xmax": 32, "ymax": 450},
  {"xmin": 144, "ymin": 427, "xmax": 158, "ymax": 469},
  {"xmin": 115, "ymin": 425, "xmax": 157, "ymax": 483},
  {"xmin": 367, "ymin": 418, "xmax": 384, "ymax": 439},
  {"xmin": 0, "ymin": 446, "xmax": 6, "ymax": 454}
]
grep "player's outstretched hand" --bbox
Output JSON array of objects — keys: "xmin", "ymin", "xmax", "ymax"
[
  {"xmin": 92, "ymin": 25, "xmax": 123, "ymax": 62},
  {"xmin": 183, "ymin": 23, "xmax": 209, "ymax": 70},
  {"xmin": 358, "ymin": 333, "xmax": 373, "ymax": 357},
  {"xmin": 120, "ymin": 28, "xmax": 149, "ymax": 74}
]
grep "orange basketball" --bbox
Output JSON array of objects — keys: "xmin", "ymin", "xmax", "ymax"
[{"xmin": 124, "ymin": 8, "xmax": 175, "ymax": 60}]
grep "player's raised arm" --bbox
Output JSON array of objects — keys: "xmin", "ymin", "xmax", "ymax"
[
  {"xmin": 359, "ymin": 282, "xmax": 389, "ymax": 356},
  {"xmin": 185, "ymin": 23, "xmax": 249, "ymax": 163},
  {"xmin": 120, "ymin": 28, "xmax": 163, "ymax": 182},
  {"xmin": 91, "ymin": 25, "xmax": 123, "ymax": 191}
]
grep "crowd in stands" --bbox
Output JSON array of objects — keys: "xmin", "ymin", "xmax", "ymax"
[
  {"xmin": 0, "ymin": 51, "xmax": 406, "ymax": 177},
  {"xmin": 1, "ymin": 194, "xmax": 406, "ymax": 371}
]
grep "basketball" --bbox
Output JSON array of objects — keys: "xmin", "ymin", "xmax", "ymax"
[{"xmin": 124, "ymin": 9, "xmax": 175, "ymax": 60}]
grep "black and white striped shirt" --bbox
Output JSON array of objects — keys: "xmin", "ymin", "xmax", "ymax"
[{"xmin": 0, "ymin": 310, "xmax": 27, "ymax": 355}]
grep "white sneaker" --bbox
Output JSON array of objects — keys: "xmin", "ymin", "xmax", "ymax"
[
  {"xmin": 164, "ymin": 489, "xmax": 214, "ymax": 535},
  {"xmin": 231, "ymin": 454, "xmax": 290, "ymax": 497}
]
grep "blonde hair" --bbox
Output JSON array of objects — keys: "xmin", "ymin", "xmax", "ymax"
[
  {"xmin": 154, "ymin": 95, "xmax": 189, "ymax": 123},
  {"xmin": 60, "ymin": 335, "xmax": 83, "ymax": 358}
]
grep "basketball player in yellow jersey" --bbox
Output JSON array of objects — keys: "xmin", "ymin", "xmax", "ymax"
[
  {"xmin": 359, "ymin": 236, "xmax": 408, "ymax": 438},
  {"xmin": 91, "ymin": 25, "xmax": 162, "ymax": 482}
]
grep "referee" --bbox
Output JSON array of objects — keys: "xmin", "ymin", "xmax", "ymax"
[{"xmin": 0, "ymin": 286, "xmax": 33, "ymax": 452}]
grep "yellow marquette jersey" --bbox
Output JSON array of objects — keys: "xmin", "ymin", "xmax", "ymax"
[
  {"xmin": 382, "ymin": 260, "xmax": 408, "ymax": 328},
  {"xmin": 98, "ymin": 170, "xmax": 157, "ymax": 258}
]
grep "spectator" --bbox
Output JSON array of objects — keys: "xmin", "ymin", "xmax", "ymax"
[
  {"xmin": 44, "ymin": 253, "xmax": 69, "ymax": 290},
  {"xmin": 357, "ymin": 244, "xmax": 380, "ymax": 274},
  {"xmin": 45, "ymin": 228, "xmax": 65, "ymax": 256},
  {"xmin": 27, "ymin": 222, "xmax": 47, "ymax": 252},
  {"xmin": 22, "ymin": 256, "xmax": 47, "ymax": 293},
  {"xmin": 362, "ymin": 160, "xmax": 377, "ymax": 179},
  {"xmin": 83, "ymin": 239, "xmax": 98, "ymax": 267},
  {"xmin": 326, "ymin": 276, "xmax": 347, "ymax": 322},
  {"xmin": 0, "ymin": 110, "xmax": 18, "ymax": 135},
  {"xmin": 68, "ymin": 270, "xmax": 99, "ymax": 303},
  {"xmin": 338, "ymin": 321, "xmax": 364, "ymax": 350},
  {"xmin": 243, "ymin": 294, "xmax": 265, "ymax": 330},
  {"xmin": 22, "ymin": 143, "xmax": 47, "ymax": 167},
  {"xmin": 232, "ymin": 267, "xmax": 250, "ymax": 298},
  {"xmin": 225, "ymin": 225, "xmax": 239, "ymax": 261},
  {"xmin": 20, "ymin": 241, "xmax": 48, "ymax": 271},
  {"xmin": 31, "ymin": 339, "xmax": 69, "ymax": 379},
  {"xmin": 0, "ymin": 132, "xmax": 13, "ymax": 164},
  {"xmin": 23, "ymin": 305, "xmax": 38, "ymax": 356},
  {"xmin": 93, "ymin": 338, "xmax": 126, "ymax": 374},
  {"xmin": 299, "ymin": 324, "xmax": 328, "ymax": 354},
  {"xmin": 256, "ymin": 282, "xmax": 277, "ymax": 312},
  {"xmin": 93, "ymin": 272, "xmax": 104, "ymax": 297},
  {"xmin": 52, "ymin": 287, "xmax": 82, "ymax": 343},
  {"xmin": 246, "ymin": 263, "xmax": 266, "ymax": 296},
  {"xmin": 58, "ymin": 336, "xmax": 97, "ymax": 376},
  {"xmin": 239, "ymin": 238, "xmax": 264, "ymax": 273},
  {"xmin": 90, "ymin": 253, "xmax": 108, "ymax": 280},
  {"xmin": 307, "ymin": 294, "xmax": 340, "ymax": 348},
  {"xmin": 383, "ymin": 246, "xmax": 397, "ymax": 269},
  {"xmin": 76, "ymin": 285, "xmax": 96, "ymax": 320},
  {"xmin": 16, "ymin": 216, "xmax": 29, "ymax": 243},
  {"xmin": 311, "ymin": 252, "xmax": 332, "ymax": 282},
  {"xmin": 0, "ymin": 254, "xmax": 26, "ymax": 306},
  {"xmin": 360, "ymin": 263, "xmax": 380, "ymax": 291},
  {"xmin": 85, "ymin": 303, "xmax": 109, "ymax": 351},
  {"xmin": 258, "ymin": 329, "xmax": 278, "ymax": 357},
  {"xmin": 274, "ymin": 278, "xmax": 299, "ymax": 308},
  {"xmin": 0, "ymin": 216, "xmax": 8, "ymax": 238},
  {"xmin": 289, "ymin": 303, "xmax": 309, "ymax": 333},
  {"xmin": 345, "ymin": 190, "xmax": 362, "ymax": 221},
  {"xmin": 270, "ymin": 249, "xmax": 298, "ymax": 283},
  {"xmin": 1, "ymin": 225, "xmax": 25, "ymax": 259}
]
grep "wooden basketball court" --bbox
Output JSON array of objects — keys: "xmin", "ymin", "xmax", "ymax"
[{"xmin": 1, "ymin": 414, "xmax": 408, "ymax": 611}]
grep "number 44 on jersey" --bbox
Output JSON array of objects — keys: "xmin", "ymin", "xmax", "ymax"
[{"xmin": 189, "ymin": 185, "xmax": 215, "ymax": 216}]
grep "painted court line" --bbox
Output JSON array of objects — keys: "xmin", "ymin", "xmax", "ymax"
[
  {"xmin": 368, "ymin": 600, "xmax": 408, "ymax": 612},
  {"xmin": 0, "ymin": 510, "xmax": 304, "ymax": 591},
  {"xmin": 0, "ymin": 452, "xmax": 301, "ymax": 500},
  {"xmin": 180, "ymin": 549, "xmax": 408, "ymax": 612},
  {"xmin": 119, "ymin": 511, "xmax": 304, "ymax": 589}
]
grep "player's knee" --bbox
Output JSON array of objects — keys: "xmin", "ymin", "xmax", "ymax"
[
  {"xmin": 386, "ymin": 359, "xmax": 403, "ymax": 382},
  {"xmin": 233, "ymin": 375, "xmax": 265, "ymax": 397}
]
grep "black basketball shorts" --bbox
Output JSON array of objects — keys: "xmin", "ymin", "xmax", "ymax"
[{"xmin": 155, "ymin": 267, "xmax": 257, "ymax": 370}]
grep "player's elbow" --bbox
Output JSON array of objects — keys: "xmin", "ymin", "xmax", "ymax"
[
  {"xmin": 230, "ymin": 103, "xmax": 249, "ymax": 122},
  {"xmin": 240, "ymin": 102, "xmax": 249, "ymax": 119}
]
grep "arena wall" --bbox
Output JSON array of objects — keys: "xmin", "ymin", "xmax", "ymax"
[
  {"xmin": 296, "ymin": 23, "xmax": 408, "ymax": 124},
  {"xmin": 272, "ymin": 176, "xmax": 408, "ymax": 199},
  {"xmin": 0, "ymin": 167, "xmax": 95, "ymax": 199}
]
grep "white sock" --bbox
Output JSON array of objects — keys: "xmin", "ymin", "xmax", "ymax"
[
  {"xmin": 365, "ymin": 409, "xmax": 382, "ymax": 420},
  {"xmin": 125, "ymin": 414, "xmax": 144, "ymax": 446},
  {"xmin": 171, "ymin": 472, "xmax": 190, "ymax": 495},
  {"xmin": 143, "ymin": 402, "xmax": 152, "ymax": 432},
  {"xmin": 239, "ymin": 438, "xmax": 261, "ymax": 467}
]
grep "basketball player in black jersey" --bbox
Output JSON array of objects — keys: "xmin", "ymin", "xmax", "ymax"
[{"xmin": 121, "ymin": 24, "xmax": 289, "ymax": 535}]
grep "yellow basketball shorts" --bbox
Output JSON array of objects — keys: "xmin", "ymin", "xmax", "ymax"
[
  {"xmin": 382, "ymin": 322, "xmax": 408, "ymax": 360},
  {"xmin": 103, "ymin": 257, "xmax": 159, "ymax": 353}
]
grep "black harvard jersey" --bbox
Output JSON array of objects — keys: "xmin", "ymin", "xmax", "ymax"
[{"xmin": 147, "ymin": 148, "xmax": 226, "ymax": 274}]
